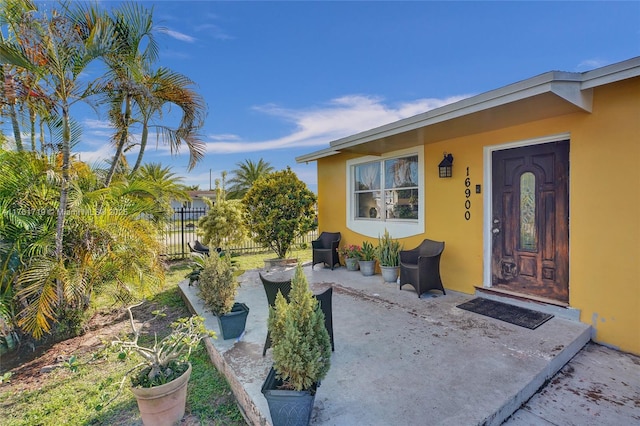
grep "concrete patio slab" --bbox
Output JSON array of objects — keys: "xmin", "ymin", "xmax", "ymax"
[
  {"xmin": 180, "ymin": 264, "xmax": 594, "ymax": 425},
  {"xmin": 503, "ymin": 342, "xmax": 640, "ymax": 426}
]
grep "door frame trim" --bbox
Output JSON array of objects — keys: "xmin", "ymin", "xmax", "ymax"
[{"xmin": 482, "ymin": 132, "xmax": 570, "ymax": 287}]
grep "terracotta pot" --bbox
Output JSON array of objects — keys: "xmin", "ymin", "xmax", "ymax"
[{"xmin": 130, "ymin": 363, "xmax": 192, "ymax": 426}]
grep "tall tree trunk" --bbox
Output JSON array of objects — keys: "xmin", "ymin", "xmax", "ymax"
[
  {"xmin": 3, "ymin": 69, "xmax": 23, "ymax": 151},
  {"xmin": 104, "ymin": 94, "xmax": 132, "ymax": 187},
  {"xmin": 39, "ymin": 119, "xmax": 46, "ymax": 154},
  {"xmin": 130, "ymin": 121, "xmax": 149, "ymax": 175},
  {"xmin": 55, "ymin": 104, "xmax": 71, "ymax": 303},
  {"xmin": 29, "ymin": 107, "xmax": 36, "ymax": 152},
  {"xmin": 9, "ymin": 103, "xmax": 23, "ymax": 151}
]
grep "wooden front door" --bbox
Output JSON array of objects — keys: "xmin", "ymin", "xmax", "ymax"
[{"xmin": 491, "ymin": 140, "xmax": 569, "ymax": 303}]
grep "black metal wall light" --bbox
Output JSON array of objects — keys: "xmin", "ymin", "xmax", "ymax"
[{"xmin": 438, "ymin": 153, "xmax": 454, "ymax": 178}]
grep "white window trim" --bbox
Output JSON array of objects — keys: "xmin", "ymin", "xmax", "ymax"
[{"xmin": 346, "ymin": 146, "xmax": 425, "ymax": 239}]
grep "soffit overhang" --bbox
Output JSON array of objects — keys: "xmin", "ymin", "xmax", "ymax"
[{"xmin": 296, "ymin": 57, "xmax": 640, "ymax": 163}]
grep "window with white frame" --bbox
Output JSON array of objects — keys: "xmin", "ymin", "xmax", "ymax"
[{"xmin": 353, "ymin": 154, "xmax": 419, "ymax": 221}]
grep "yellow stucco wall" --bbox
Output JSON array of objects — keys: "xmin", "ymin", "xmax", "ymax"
[{"xmin": 315, "ymin": 77, "xmax": 640, "ymax": 354}]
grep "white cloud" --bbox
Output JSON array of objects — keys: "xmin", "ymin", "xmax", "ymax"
[
  {"xmin": 576, "ymin": 58, "xmax": 607, "ymax": 71},
  {"xmin": 73, "ymin": 93, "xmax": 471, "ymax": 174},
  {"xmin": 163, "ymin": 29, "xmax": 196, "ymax": 43},
  {"xmin": 208, "ymin": 133, "xmax": 242, "ymax": 141},
  {"xmin": 195, "ymin": 23, "xmax": 234, "ymax": 41},
  {"xmin": 203, "ymin": 94, "xmax": 471, "ymax": 154},
  {"xmin": 76, "ymin": 144, "xmax": 114, "ymax": 165}
]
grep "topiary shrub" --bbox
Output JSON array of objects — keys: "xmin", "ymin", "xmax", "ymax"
[
  {"xmin": 267, "ymin": 264, "xmax": 331, "ymax": 391},
  {"xmin": 197, "ymin": 254, "xmax": 238, "ymax": 316}
]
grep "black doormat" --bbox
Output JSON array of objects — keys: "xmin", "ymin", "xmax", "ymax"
[{"xmin": 456, "ymin": 298, "xmax": 554, "ymax": 330}]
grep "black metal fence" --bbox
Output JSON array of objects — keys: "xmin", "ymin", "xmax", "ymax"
[
  {"xmin": 160, "ymin": 207, "xmax": 318, "ymax": 258},
  {"xmin": 162, "ymin": 207, "xmax": 208, "ymax": 258}
]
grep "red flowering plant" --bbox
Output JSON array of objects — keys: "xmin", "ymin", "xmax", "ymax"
[{"xmin": 337, "ymin": 244, "xmax": 362, "ymax": 260}]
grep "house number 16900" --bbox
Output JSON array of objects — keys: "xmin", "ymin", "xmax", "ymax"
[{"xmin": 464, "ymin": 167, "xmax": 471, "ymax": 221}]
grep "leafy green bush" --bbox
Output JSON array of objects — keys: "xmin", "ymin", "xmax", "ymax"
[{"xmin": 242, "ymin": 167, "xmax": 317, "ymax": 259}]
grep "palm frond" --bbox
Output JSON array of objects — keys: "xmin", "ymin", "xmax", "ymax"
[{"xmin": 15, "ymin": 256, "xmax": 59, "ymax": 338}]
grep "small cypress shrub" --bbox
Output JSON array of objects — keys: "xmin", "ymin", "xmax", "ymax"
[
  {"xmin": 268, "ymin": 264, "xmax": 331, "ymax": 391},
  {"xmin": 198, "ymin": 254, "xmax": 238, "ymax": 316}
]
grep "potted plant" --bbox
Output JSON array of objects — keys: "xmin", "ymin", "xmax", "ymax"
[
  {"xmin": 375, "ymin": 229, "xmax": 403, "ymax": 283},
  {"xmin": 197, "ymin": 253, "xmax": 249, "ymax": 340},
  {"xmin": 358, "ymin": 241, "xmax": 377, "ymax": 276},
  {"xmin": 108, "ymin": 305, "xmax": 216, "ymax": 426},
  {"xmin": 262, "ymin": 264, "xmax": 332, "ymax": 426},
  {"xmin": 338, "ymin": 244, "xmax": 361, "ymax": 271}
]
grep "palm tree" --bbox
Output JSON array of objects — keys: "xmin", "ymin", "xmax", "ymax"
[
  {"xmin": 0, "ymin": 2, "xmax": 113, "ymax": 333},
  {"xmin": 92, "ymin": 2, "xmax": 159, "ymax": 187},
  {"xmin": 94, "ymin": 3, "xmax": 205, "ymax": 185},
  {"xmin": 227, "ymin": 158, "xmax": 275, "ymax": 199},
  {"xmin": 0, "ymin": 0, "xmax": 38, "ymax": 152},
  {"xmin": 0, "ymin": 149, "xmax": 167, "ymax": 338},
  {"xmin": 0, "ymin": 150, "xmax": 56, "ymax": 337},
  {"xmin": 0, "ymin": 6, "xmax": 106, "ymax": 232},
  {"xmin": 129, "ymin": 67, "xmax": 206, "ymax": 175},
  {"xmin": 129, "ymin": 162, "xmax": 190, "ymax": 223}
]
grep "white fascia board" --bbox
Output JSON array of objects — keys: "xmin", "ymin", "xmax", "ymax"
[
  {"xmin": 297, "ymin": 57, "xmax": 640, "ymax": 163},
  {"xmin": 296, "ymin": 149, "xmax": 341, "ymax": 163},
  {"xmin": 327, "ymin": 71, "xmax": 586, "ymax": 151},
  {"xmin": 581, "ymin": 56, "xmax": 640, "ymax": 90}
]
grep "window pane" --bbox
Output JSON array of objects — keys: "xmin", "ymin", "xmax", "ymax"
[
  {"xmin": 385, "ymin": 156, "xmax": 418, "ymax": 189},
  {"xmin": 355, "ymin": 192, "xmax": 381, "ymax": 219},
  {"xmin": 355, "ymin": 163, "xmax": 380, "ymax": 190},
  {"xmin": 392, "ymin": 188, "xmax": 419, "ymax": 219},
  {"xmin": 520, "ymin": 172, "xmax": 536, "ymax": 250}
]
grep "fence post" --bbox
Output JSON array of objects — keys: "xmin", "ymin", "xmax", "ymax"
[{"xmin": 180, "ymin": 207, "xmax": 186, "ymax": 258}]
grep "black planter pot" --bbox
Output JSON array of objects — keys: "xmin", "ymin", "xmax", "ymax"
[
  {"xmin": 261, "ymin": 367, "xmax": 318, "ymax": 426},
  {"xmin": 216, "ymin": 302, "xmax": 249, "ymax": 340}
]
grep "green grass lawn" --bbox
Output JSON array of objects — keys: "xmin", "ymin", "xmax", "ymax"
[
  {"xmin": 228, "ymin": 247, "xmax": 313, "ymax": 270},
  {"xmin": 0, "ymin": 248, "xmax": 314, "ymax": 425},
  {"xmin": 0, "ymin": 262, "xmax": 246, "ymax": 426}
]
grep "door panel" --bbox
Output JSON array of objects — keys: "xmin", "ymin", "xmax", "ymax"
[{"xmin": 491, "ymin": 140, "xmax": 569, "ymax": 302}]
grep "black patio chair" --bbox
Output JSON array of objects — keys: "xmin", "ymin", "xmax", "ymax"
[
  {"xmin": 311, "ymin": 232, "xmax": 341, "ymax": 270},
  {"xmin": 315, "ymin": 286, "xmax": 335, "ymax": 352},
  {"xmin": 188, "ymin": 240, "xmax": 210, "ymax": 256},
  {"xmin": 399, "ymin": 239, "xmax": 446, "ymax": 298},
  {"xmin": 259, "ymin": 273, "xmax": 292, "ymax": 356}
]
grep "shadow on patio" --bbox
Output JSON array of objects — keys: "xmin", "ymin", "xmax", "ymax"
[{"xmin": 180, "ymin": 264, "xmax": 591, "ymax": 426}]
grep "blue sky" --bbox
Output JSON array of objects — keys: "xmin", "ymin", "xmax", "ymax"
[{"xmin": 70, "ymin": 1, "xmax": 640, "ymax": 193}]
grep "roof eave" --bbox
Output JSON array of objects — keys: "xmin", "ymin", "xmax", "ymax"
[{"xmin": 296, "ymin": 57, "xmax": 640, "ymax": 164}]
